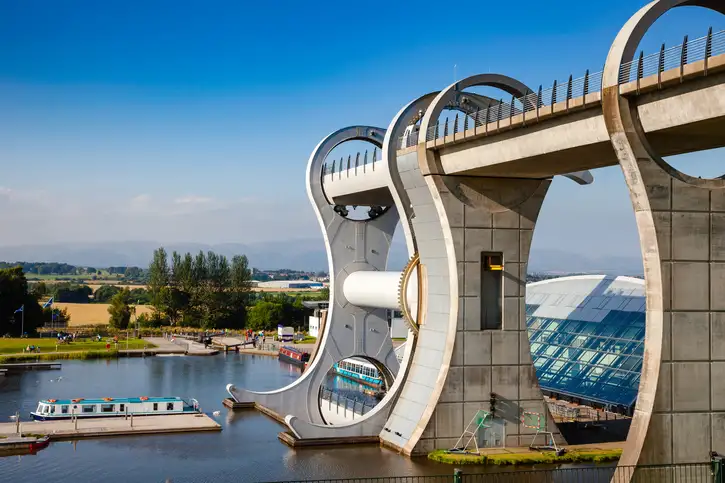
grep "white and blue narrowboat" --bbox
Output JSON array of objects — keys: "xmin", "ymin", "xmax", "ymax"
[
  {"xmin": 334, "ymin": 357, "xmax": 383, "ymax": 388},
  {"xmin": 31, "ymin": 396, "xmax": 200, "ymax": 421}
]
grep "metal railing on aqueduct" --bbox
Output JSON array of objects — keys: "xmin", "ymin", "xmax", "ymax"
[{"xmin": 395, "ymin": 28, "xmax": 725, "ymax": 149}]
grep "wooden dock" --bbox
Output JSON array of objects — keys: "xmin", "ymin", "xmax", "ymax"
[
  {"xmin": 0, "ymin": 414, "xmax": 221, "ymax": 441},
  {"xmin": 0, "ymin": 362, "xmax": 62, "ymax": 371}
]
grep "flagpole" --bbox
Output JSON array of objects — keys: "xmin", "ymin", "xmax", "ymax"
[{"xmin": 21, "ymin": 306, "xmax": 24, "ymax": 337}]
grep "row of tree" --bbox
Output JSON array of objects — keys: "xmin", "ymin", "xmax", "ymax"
[
  {"xmin": 0, "ymin": 262, "xmax": 148, "ymax": 279},
  {"xmin": 0, "ymin": 262, "xmax": 79, "ymax": 275},
  {"xmin": 30, "ymin": 282, "xmax": 152, "ymax": 305},
  {"xmin": 146, "ymin": 248, "xmax": 253, "ymax": 329}
]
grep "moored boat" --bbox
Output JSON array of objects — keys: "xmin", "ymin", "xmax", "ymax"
[
  {"xmin": 334, "ymin": 357, "xmax": 383, "ymax": 388},
  {"xmin": 0, "ymin": 435, "xmax": 50, "ymax": 454},
  {"xmin": 278, "ymin": 346, "xmax": 310, "ymax": 367},
  {"xmin": 31, "ymin": 396, "xmax": 200, "ymax": 421}
]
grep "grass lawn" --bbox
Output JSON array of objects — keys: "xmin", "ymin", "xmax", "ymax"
[
  {"xmin": 295, "ymin": 336, "xmax": 317, "ymax": 344},
  {"xmin": 0, "ymin": 338, "xmax": 153, "ymax": 355},
  {"xmin": 428, "ymin": 448, "xmax": 622, "ymax": 465}
]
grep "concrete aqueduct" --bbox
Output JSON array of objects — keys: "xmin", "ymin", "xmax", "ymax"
[{"xmin": 228, "ymin": 0, "xmax": 725, "ymax": 472}]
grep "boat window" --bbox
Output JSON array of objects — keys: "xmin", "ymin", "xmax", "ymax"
[
  {"xmin": 36, "ymin": 404, "xmax": 42, "ymax": 413},
  {"xmin": 61, "ymin": 405, "xmax": 69, "ymax": 414},
  {"xmin": 119, "ymin": 404, "xmax": 125, "ymax": 412},
  {"xmin": 167, "ymin": 403, "xmax": 174, "ymax": 411},
  {"xmin": 82, "ymin": 405, "xmax": 95, "ymax": 413},
  {"xmin": 101, "ymin": 404, "xmax": 114, "ymax": 413},
  {"xmin": 50, "ymin": 405, "xmax": 56, "ymax": 414},
  {"xmin": 153, "ymin": 403, "xmax": 158, "ymax": 411},
  {"xmin": 43, "ymin": 405, "xmax": 49, "ymax": 414}
]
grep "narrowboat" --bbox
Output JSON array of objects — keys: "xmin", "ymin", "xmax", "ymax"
[
  {"xmin": 0, "ymin": 435, "xmax": 50, "ymax": 454},
  {"xmin": 30, "ymin": 396, "xmax": 200, "ymax": 421},
  {"xmin": 334, "ymin": 357, "xmax": 383, "ymax": 388},
  {"xmin": 278, "ymin": 346, "xmax": 310, "ymax": 367}
]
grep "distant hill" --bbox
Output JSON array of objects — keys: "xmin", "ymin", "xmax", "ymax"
[
  {"xmin": 528, "ymin": 248, "xmax": 643, "ymax": 276},
  {"xmin": 0, "ymin": 241, "xmax": 642, "ymax": 275},
  {"xmin": 0, "ymin": 240, "xmax": 410, "ymax": 272}
]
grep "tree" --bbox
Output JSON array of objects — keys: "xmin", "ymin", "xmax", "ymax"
[
  {"xmin": 124, "ymin": 267, "xmax": 143, "ymax": 279},
  {"xmin": 148, "ymin": 248, "xmax": 171, "ymax": 318},
  {"xmin": 108, "ymin": 289, "xmax": 134, "ymax": 330},
  {"xmin": 93, "ymin": 285, "xmax": 122, "ymax": 303},
  {"xmin": 31, "ymin": 282, "xmax": 49, "ymax": 300},
  {"xmin": 247, "ymin": 301, "xmax": 285, "ymax": 331},
  {"xmin": 143, "ymin": 247, "xmax": 254, "ymax": 330},
  {"xmin": 0, "ymin": 266, "xmax": 45, "ymax": 336},
  {"xmin": 50, "ymin": 283, "xmax": 92, "ymax": 303}
]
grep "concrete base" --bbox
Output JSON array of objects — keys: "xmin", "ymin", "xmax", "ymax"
[
  {"xmin": 0, "ymin": 414, "xmax": 221, "ymax": 441},
  {"xmin": 278, "ymin": 431, "xmax": 380, "ymax": 448}
]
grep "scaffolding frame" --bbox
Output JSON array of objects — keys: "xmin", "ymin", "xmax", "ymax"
[
  {"xmin": 449, "ymin": 410, "xmax": 491, "ymax": 454},
  {"xmin": 522, "ymin": 411, "xmax": 559, "ymax": 451}
]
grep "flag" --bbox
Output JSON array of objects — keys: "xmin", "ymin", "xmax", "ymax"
[
  {"xmin": 42, "ymin": 297, "xmax": 54, "ymax": 309},
  {"xmin": 14, "ymin": 305, "xmax": 23, "ymax": 314}
]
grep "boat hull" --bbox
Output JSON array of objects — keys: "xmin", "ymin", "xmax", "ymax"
[
  {"xmin": 334, "ymin": 367, "xmax": 382, "ymax": 388},
  {"xmin": 278, "ymin": 352, "xmax": 306, "ymax": 367},
  {"xmin": 30, "ymin": 410, "xmax": 200, "ymax": 421}
]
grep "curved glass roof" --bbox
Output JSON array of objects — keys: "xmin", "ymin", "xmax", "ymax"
[{"xmin": 526, "ymin": 275, "xmax": 645, "ymax": 409}]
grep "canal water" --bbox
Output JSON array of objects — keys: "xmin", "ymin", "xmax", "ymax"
[{"xmin": 0, "ymin": 354, "xmax": 453, "ymax": 483}]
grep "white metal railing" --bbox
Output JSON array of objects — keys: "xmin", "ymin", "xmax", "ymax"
[
  {"xmin": 322, "ymin": 148, "xmax": 380, "ymax": 180},
  {"xmin": 319, "ymin": 387, "xmax": 377, "ymax": 418},
  {"xmin": 393, "ymin": 28, "xmax": 725, "ymax": 149}
]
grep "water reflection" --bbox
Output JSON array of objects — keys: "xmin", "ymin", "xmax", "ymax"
[{"xmin": 0, "ymin": 355, "xmax": 454, "ymax": 483}]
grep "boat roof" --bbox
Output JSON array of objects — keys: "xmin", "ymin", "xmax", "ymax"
[
  {"xmin": 343, "ymin": 357, "xmax": 378, "ymax": 368},
  {"xmin": 40, "ymin": 397, "xmax": 185, "ymax": 405},
  {"xmin": 281, "ymin": 346, "xmax": 305, "ymax": 354}
]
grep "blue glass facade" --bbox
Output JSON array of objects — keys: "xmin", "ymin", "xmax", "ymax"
[{"xmin": 525, "ymin": 276, "xmax": 646, "ymax": 412}]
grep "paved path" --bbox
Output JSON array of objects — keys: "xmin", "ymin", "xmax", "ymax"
[
  {"xmin": 142, "ymin": 337, "xmax": 186, "ymax": 353},
  {"xmin": 141, "ymin": 338, "xmax": 218, "ymax": 356},
  {"xmin": 0, "ymin": 413, "xmax": 220, "ymax": 440},
  {"xmin": 211, "ymin": 336, "xmax": 249, "ymax": 348}
]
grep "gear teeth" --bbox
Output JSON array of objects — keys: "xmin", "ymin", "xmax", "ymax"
[{"xmin": 398, "ymin": 253, "xmax": 420, "ymax": 334}]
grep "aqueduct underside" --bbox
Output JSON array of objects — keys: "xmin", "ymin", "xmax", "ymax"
[{"xmin": 229, "ymin": 0, "xmax": 725, "ymax": 474}]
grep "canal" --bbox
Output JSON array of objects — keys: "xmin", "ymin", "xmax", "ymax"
[{"xmin": 0, "ymin": 354, "xmax": 453, "ymax": 482}]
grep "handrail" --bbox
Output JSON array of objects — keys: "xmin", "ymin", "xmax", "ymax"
[
  {"xmin": 319, "ymin": 387, "xmax": 377, "ymax": 417},
  {"xmin": 393, "ymin": 28, "xmax": 725, "ymax": 149}
]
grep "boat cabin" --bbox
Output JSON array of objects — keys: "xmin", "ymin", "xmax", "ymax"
[
  {"xmin": 278, "ymin": 346, "xmax": 311, "ymax": 367},
  {"xmin": 31, "ymin": 396, "xmax": 199, "ymax": 420},
  {"xmin": 334, "ymin": 357, "xmax": 383, "ymax": 388}
]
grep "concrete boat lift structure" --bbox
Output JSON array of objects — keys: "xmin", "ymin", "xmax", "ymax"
[{"xmin": 228, "ymin": 0, "xmax": 725, "ymax": 475}]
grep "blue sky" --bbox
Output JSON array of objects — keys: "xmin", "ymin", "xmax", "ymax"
[{"xmin": 0, "ymin": 0, "xmax": 723, "ymax": 263}]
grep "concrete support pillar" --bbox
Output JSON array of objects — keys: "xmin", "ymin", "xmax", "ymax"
[
  {"xmin": 414, "ymin": 174, "xmax": 563, "ymax": 451},
  {"xmin": 381, "ymin": 83, "xmax": 566, "ymax": 455},
  {"xmin": 228, "ymin": 126, "xmax": 400, "ymax": 430},
  {"xmin": 602, "ymin": 0, "xmax": 725, "ymax": 469},
  {"xmin": 605, "ymin": 87, "xmax": 725, "ymax": 465}
]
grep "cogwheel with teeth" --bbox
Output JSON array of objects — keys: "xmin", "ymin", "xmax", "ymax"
[{"xmin": 398, "ymin": 253, "xmax": 421, "ymax": 334}]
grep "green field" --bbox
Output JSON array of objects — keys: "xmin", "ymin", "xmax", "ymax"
[{"xmin": 0, "ymin": 337, "xmax": 153, "ymax": 355}]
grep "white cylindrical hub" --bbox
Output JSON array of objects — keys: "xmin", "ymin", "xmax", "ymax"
[{"xmin": 342, "ymin": 270, "xmax": 418, "ymax": 311}]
